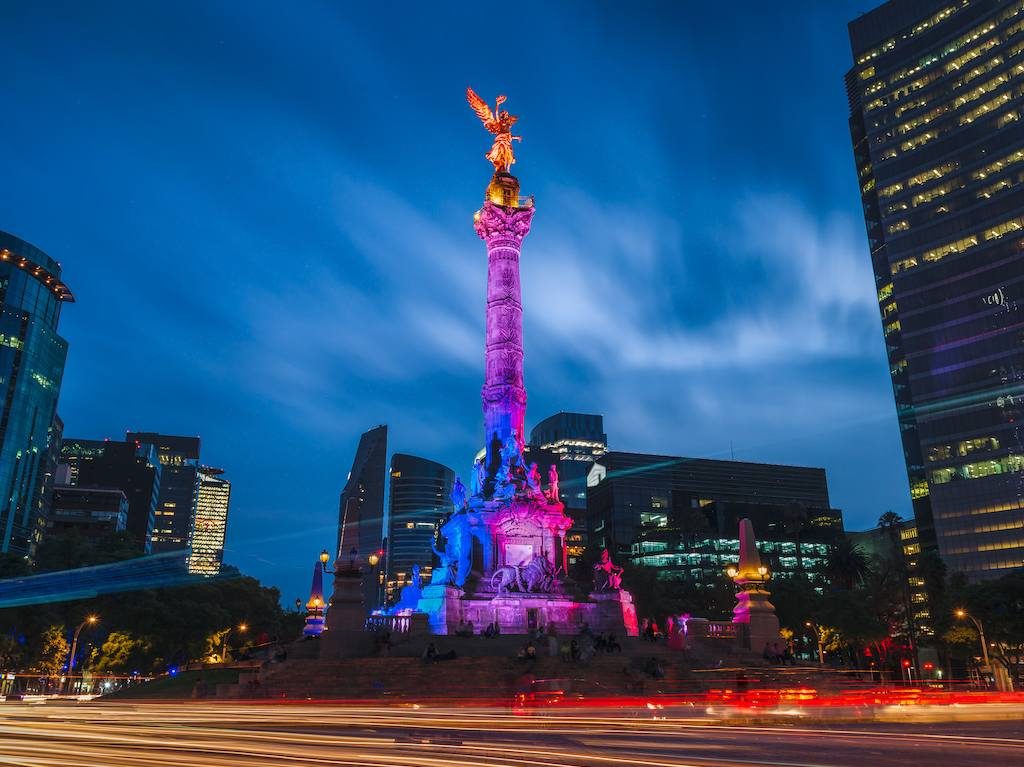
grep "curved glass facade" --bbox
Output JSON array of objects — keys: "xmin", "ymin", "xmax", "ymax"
[
  {"xmin": 385, "ymin": 453, "xmax": 453, "ymax": 605},
  {"xmin": 0, "ymin": 230, "xmax": 73, "ymax": 558}
]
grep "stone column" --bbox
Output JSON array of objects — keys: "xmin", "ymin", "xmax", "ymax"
[
  {"xmin": 474, "ymin": 187, "xmax": 534, "ymax": 472},
  {"xmin": 320, "ymin": 566, "xmax": 374, "ymax": 658}
]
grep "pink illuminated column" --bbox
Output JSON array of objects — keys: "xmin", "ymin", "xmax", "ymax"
[{"xmin": 474, "ymin": 197, "xmax": 535, "ymax": 465}]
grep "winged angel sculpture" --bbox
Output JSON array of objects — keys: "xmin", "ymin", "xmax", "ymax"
[{"xmin": 466, "ymin": 87, "xmax": 521, "ymax": 173}]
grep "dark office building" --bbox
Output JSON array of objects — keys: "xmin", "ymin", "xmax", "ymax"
[
  {"xmin": 847, "ymin": 0, "xmax": 1024, "ymax": 581},
  {"xmin": 58, "ymin": 438, "xmax": 108, "ymax": 486},
  {"xmin": 338, "ymin": 425, "xmax": 388, "ymax": 607},
  {"xmin": 70, "ymin": 439, "xmax": 161, "ymax": 552},
  {"xmin": 48, "ymin": 486, "xmax": 128, "ymax": 540},
  {"xmin": 588, "ymin": 452, "xmax": 844, "ymax": 586},
  {"xmin": 0, "ymin": 231, "xmax": 73, "ymax": 559},
  {"xmin": 127, "ymin": 432, "xmax": 200, "ymax": 554},
  {"xmin": 385, "ymin": 453, "xmax": 454, "ymax": 605},
  {"xmin": 529, "ymin": 412, "xmax": 608, "ymax": 566}
]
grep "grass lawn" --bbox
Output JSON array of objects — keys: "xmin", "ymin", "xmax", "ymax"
[{"xmin": 100, "ymin": 668, "xmax": 241, "ymax": 700}]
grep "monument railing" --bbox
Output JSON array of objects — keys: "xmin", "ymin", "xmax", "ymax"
[
  {"xmin": 684, "ymin": 619, "xmax": 738, "ymax": 640},
  {"xmin": 364, "ymin": 615, "xmax": 411, "ymax": 634},
  {"xmin": 707, "ymin": 621, "xmax": 738, "ymax": 639}
]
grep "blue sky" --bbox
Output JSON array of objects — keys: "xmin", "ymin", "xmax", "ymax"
[{"xmin": 2, "ymin": 1, "xmax": 908, "ymax": 603}]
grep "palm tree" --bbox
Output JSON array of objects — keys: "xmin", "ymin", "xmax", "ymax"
[
  {"xmin": 823, "ymin": 537, "xmax": 872, "ymax": 591},
  {"xmin": 877, "ymin": 511, "xmax": 904, "ymax": 549}
]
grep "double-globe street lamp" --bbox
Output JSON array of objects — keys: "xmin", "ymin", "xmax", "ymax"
[
  {"xmin": 65, "ymin": 615, "xmax": 99, "ymax": 694},
  {"xmin": 320, "ymin": 547, "xmax": 385, "ymax": 609}
]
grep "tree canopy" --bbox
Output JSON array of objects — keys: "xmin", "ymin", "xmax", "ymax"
[{"xmin": 0, "ymin": 531, "xmax": 303, "ymax": 676}]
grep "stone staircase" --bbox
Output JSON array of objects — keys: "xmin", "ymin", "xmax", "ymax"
[
  {"xmin": 222, "ymin": 634, "xmax": 870, "ymax": 701},
  {"xmin": 230, "ymin": 640, "xmax": 702, "ymax": 700}
]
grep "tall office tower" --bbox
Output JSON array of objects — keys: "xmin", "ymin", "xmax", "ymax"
[
  {"xmin": 73, "ymin": 439, "xmax": 161, "ymax": 552},
  {"xmin": 588, "ymin": 452, "xmax": 844, "ymax": 586},
  {"xmin": 847, "ymin": 0, "xmax": 1024, "ymax": 582},
  {"xmin": 127, "ymin": 432, "xmax": 200, "ymax": 554},
  {"xmin": 0, "ymin": 231, "xmax": 74, "ymax": 558},
  {"xmin": 337, "ymin": 424, "xmax": 388, "ymax": 607},
  {"xmin": 385, "ymin": 453, "xmax": 454, "ymax": 605},
  {"xmin": 187, "ymin": 466, "xmax": 231, "ymax": 576},
  {"xmin": 529, "ymin": 412, "xmax": 608, "ymax": 565}
]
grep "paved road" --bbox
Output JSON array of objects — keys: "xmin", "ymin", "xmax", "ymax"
[{"xmin": 0, "ymin": 702, "xmax": 1021, "ymax": 766}]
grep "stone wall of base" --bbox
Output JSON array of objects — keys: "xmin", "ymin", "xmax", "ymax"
[{"xmin": 416, "ymin": 588, "xmax": 640, "ymax": 637}]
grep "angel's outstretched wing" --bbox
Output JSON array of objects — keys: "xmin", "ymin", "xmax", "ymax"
[{"xmin": 467, "ymin": 87, "xmax": 496, "ymax": 131}]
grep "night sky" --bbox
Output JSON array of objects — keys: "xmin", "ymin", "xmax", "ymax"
[{"xmin": 2, "ymin": 1, "xmax": 909, "ymax": 604}]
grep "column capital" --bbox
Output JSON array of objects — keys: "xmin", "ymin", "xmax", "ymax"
[{"xmin": 474, "ymin": 201, "xmax": 535, "ymax": 244}]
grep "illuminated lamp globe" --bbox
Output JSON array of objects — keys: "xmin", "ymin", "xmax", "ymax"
[
  {"xmin": 367, "ymin": 552, "xmax": 380, "ymax": 567},
  {"xmin": 320, "ymin": 549, "xmax": 330, "ymax": 565}
]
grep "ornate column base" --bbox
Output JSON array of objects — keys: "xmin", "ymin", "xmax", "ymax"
[{"xmin": 732, "ymin": 589, "xmax": 780, "ymax": 652}]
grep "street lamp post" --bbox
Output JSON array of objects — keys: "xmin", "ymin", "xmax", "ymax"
[
  {"xmin": 220, "ymin": 623, "xmax": 248, "ymax": 663},
  {"xmin": 65, "ymin": 615, "xmax": 98, "ymax": 694},
  {"xmin": 955, "ymin": 608, "xmax": 1001, "ymax": 690},
  {"xmin": 805, "ymin": 621, "xmax": 825, "ymax": 665}
]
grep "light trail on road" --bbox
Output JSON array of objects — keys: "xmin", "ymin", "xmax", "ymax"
[{"xmin": 0, "ymin": 702, "xmax": 1020, "ymax": 767}]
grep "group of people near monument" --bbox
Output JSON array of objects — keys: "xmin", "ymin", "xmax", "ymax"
[
  {"xmin": 763, "ymin": 640, "xmax": 797, "ymax": 665},
  {"xmin": 510, "ymin": 623, "xmax": 623, "ymax": 666}
]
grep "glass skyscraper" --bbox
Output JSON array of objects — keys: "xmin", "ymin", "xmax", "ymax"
[
  {"xmin": 847, "ymin": 0, "xmax": 1024, "ymax": 582},
  {"xmin": 385, "ymin": 453, "xmax": 454, "ymax": 605},
  {"xmin": 0, "ymin": 231, "xmax": 73, "ymax": 559},
  {"xmin": 337, "ymin": 424, "xmax": 388, "ymax": 607},
  {"xmin": 187, "ymin": 466, "xmax": 231, "ymax": 576}
]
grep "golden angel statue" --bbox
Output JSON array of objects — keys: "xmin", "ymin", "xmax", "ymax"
[{"xmin": 466, "ymin": 87, "xmax": 521, "ymax": 173}]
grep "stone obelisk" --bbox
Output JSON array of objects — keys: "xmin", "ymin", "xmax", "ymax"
[
  {"xmin": 730, "ymin": 517, "xmax": 780, "ymax": 652},
  {"xmin": 474, "ymin": 172, "xmax": 534, "ymax": 475}
]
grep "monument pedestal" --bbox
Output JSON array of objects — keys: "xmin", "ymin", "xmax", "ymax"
[
  {"xmin": 321, "ymin": 567, "xmax": 374, "ymax": 658},
  {"xmin": 464, "ymin": 593, "xmax": 592, "ymax": 635},
  {"xmin": 589, "ymin": 590, "xmax": 639, "ymax": 637},
  {"xmin": 732, "ymin": 589, "xmax": 780, "ymax": 652}
]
